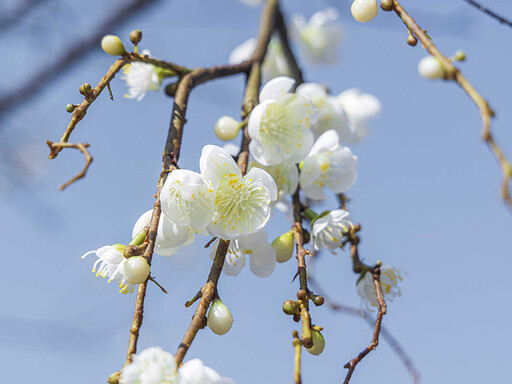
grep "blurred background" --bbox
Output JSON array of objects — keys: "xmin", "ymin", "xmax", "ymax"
[{"xmin": 1, "ymin": 0, "xmax": 511, "ymax": 382}]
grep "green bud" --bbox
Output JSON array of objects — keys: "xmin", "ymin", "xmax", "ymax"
[
  {"xmin": 130, "ymin": 30, "xmax": 142, "ymax": 45},
  {"xmin": 65, "ymin": 104, "xmax": 75, "ymax": 113},
  {"xmin": 79, "ymin": 83, "xmax": 92, "ymax": 97},
  {"xmin": 305, "ymin": 329, "xmax": 325, "ymax": 356},
  {"xmin": 272, "ymin": 230, "xmax": 294, "ymax": 263},
  {"xmin": 283, "ymin": 300, "xmax": 299, "ymax": 315},
  {"xmin": 101, "ymin": 35, "xmax": 126, "ymax": 56},
  {"xmin": 453, "ymin": 50, "xmax": 466, "ymax": 62},
  {"xmin": 207, "ymin": 299, "xmax": 233, "ymax": 335}
]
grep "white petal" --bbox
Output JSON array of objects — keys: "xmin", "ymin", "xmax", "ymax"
[
  {"xmin": 244, "ymin": 167, "xmax": 278, "ymax": 201},
  {"xmin": 327, "ymin": 167, "xmax": 357, "ymax": 194},
  {"xmin": 248, "ymin": 103, "xmax": 266, "ymax": 141},
  {"xmin": 301, "ymin": 183, "xmax": 326, "ymax": 200},
  {"xmin": 259, "ymin": 76, "xmax": 295, "ymax": 102},
  {"xmin": 296, "ymin": 82, "xmax": 327, "ymax": 100},
  {"xmin": 228, "ymin": 38, "xmax": 256, "ymax": 65},
  {"xmin": 249, "ymin": 245, "xmax": 276, "ymax": 277},
  {"xmin": 132, "ymin": 210, "xmax": 153, "ymax": 238},
  {"xmin": 309, "ymin": 129, "xmax": 340, "ymax": 155},
  {"xmin": 200, "ymin": 145, "xmax": 241, "ymax": 186}
]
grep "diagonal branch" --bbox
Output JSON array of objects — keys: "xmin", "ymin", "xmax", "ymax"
[
  {"xmin": 461, "ymin": 0, "xmax": 512, "ymax": 28},
  {"xmin": 388, "ymin": 1, "xmax": 512, "ymax": 212},
  {"xmin": 0, "ymin": 0, "xmax": 162, "ymax": 119}
]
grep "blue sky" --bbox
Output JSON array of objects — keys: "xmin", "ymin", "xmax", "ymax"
[{"xmin": 1, "ymin": 0, "xmax": 511, "ymax": 383}]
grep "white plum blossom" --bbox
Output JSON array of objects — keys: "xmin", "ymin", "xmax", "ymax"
[
  {"xmin": 122, "ymin": 50, "xmax": 161, "ymax": 101},
  {"xmin": 228, "ymin": 37, "xmax": 292, "ymax": 83},
  {"xmin": 336, "ymin": 89, "xmax": 382, "ymax": 143},
  {"xmin": 357, "ymin": 266, "xmax": 404, "ymax": 310},
  {"xmin": 290, "ymin": 8, "xmax": 343, "ymax": 64},
  {"xmin": 200, "ymin": 145, "xmax": 277, "ymax": 240},
  {"xmin": 248, "ymin": 76, "xmax": 317, "ymax": 166},
  {"xmin": 81, "ymin": 245, "xmax": 137, "ymax": 294},
  {"xmin": 299, "ymin": 130, "xmax": 358, "ymax": 200},
  {"xmin": 120, "ymin": 346, "xmax": 178, "ymax": 384},
  {"xmin": 179, "ymin": 358, "xmax": 234, "ymax": 384},
  {"xmin": 133, "ymin": 210, "xmax": 193, "ymax": 257},
  {"xmin": 311, "ymin": 209, "xmax": 353, "ymax": 252},
  {"xmin": 160, "ymin": 169, "xmax": 215, "ymax": 232},
  {"xmin": 296, "ymin": 82, "xmax": 348, "ymax": 139},
  {"xmin": 210, "ymin": 230, "xmax": 276, "ymax": 277}
]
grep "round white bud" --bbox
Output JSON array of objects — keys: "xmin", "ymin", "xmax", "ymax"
[
  {"xmin": 272, "ymin": 230, "xmax": 294, "ymax": 263},
  {"xmin": 351, "ymin": 0, "xmax": 379, "ymax": 23},
  {"xmin": 120, "ymin": 256, "xmax": 150, "ymax": 284},
  {"xmin": 101, "ymin": 35, "xmax": 126, "ymax": 56},
  {"xmin": 214, "ymin": 116, "xmax": 240, "ymax": 141},
  {"xmin": 418, "ymin": 56, "xmax": 444, "ymax": 80},
  {"xmin": 207, "ymin": 299, "xmax": 233, "ymax": 335},
  {"xmin": 305, "ymin": 329, "xmax": 325, "ymax": 356}
]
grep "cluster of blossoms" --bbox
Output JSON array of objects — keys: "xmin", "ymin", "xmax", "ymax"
[{"xmin": 120, "ymin": 347, "xmax": 234, "ymax": 384}]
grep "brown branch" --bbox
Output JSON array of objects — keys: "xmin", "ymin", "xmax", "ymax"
[
  {"xmin": 49, "ymin": 52, "xmax": 189, "ymax": 160},
  {"xmin": 46, "ymin": 140, "xmax": 92, "ymax": 190},
  {"xmin": 343, "ymin": 265, "xmax": 387, "ymax": 384},
  {"xmin": 461, "ymin": 0, "xmax": 512, "ymax": 28},
  {"xmin": 309, "ymin": 277, "xmax": 421, "ymax": 384},
  {"xmin": 0, "ymin": 0, "xmax": 162, "ymax": 118},
  {"xmin": 387, "ymin": 1, "xmax": 512, "ymax": 212},
  {"xmin": 274, "ymin": 5, "xmax": 304, "ymax": 85}
]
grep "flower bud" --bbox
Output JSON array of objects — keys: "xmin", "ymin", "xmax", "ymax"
[
  {"xmin": 120, "ymin": 256, "xmax": 150, "ymax": 284},
  {"xmin": 453, "ymin": 50, "xmax": 466, "ymax": 62},
  {"xmin": 79, "ymin": 83, "xmax": 92, "ymax": 97},
  {"xmin": 351, "ymin": 0, "xmax": 378, "ymax": 23},
  {"xmin": 130, "ymin": 30, "xmax": 142, "ymax": 45},
  {"xmin": 283, "ymin": 300, "xmax": 300, "ymax": 315},
  {"xmin": 101, "ymin": 35, "xmax": 126, "ymax": 56},
  {"xmin": 65, "ymin": 104, "xmax": 75, "ymax": 113},
  {"xmin": 305, "ymin": 329, "xmax": 325, "ymax": 356},
  {"xmin": 380, "ymin": 0, "xmax": 394, "ymax": 11},
  {"xmin": 418, "ymin": 56, "xmax": 444, "ymax": 80},
  {"xmin": 207, "ymin": 299, "xmax": 233, "ymax": 335},
  {"xmin": 406, "ymin": 34, "xmax": 417, "ymax": 46},
  {"xmin": 214, "ymin": 116, "xmax": 240, "ymax": 141},
  {"xmin": 272, "ymin": 230, "xmax": 294, "ymax": 263}
]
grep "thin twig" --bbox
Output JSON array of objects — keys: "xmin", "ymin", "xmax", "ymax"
[
  {"xmin": 343, "ymin": 265, "xmax": 387, "ymax": 384},
  {"xmin": 461, "ymin": 0, "xmax": 512, "ymax": 28},
  {"xmin": 46, "ymin": 141, "xmax": 92, "ymax": 190},
  {"xmin": 274, "ymin": 5, "xmax": 304, "ymax": 85},
  {"xmin": 388, "ymin": 1, "xmax": 512, "ymax": 212},
  {"xmin": 309, "ymin": 277, "xmax": 421, "ymax": 384},
  {"xmin": 49, "ymin": 52, "xmax": 189, "ymax": 159}
]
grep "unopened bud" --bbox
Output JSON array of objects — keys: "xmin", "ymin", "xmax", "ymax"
[
  {"xmin": 312, "ymin": 295, "xmax": 324, "ymax": 306},
  {"xmin": 130, "ymin": 30, "xmax": 142, "ymax": 45},
  {"xmin": 453, "ymin": 50, "xmax": 466, "ymax": 62},
  {"xmin": 101, "ymin": 35, "xmax": 126, "ymax": 56},
  {"xmin": 207, "ymin": 299, "xmax": 233, "ymax": 335},
  {"xmin": 380, "ymin": 0, "xmax": 394, "ymax": 11},
  {"xmin": 272, "ymin": 230, "xmax": 294, "ymax": 263},
  {"xmin": 406, "ymin": 34, "xmax": 417, "ymax": 46},
  {"xmin": 297, "ymin": 289, "xmax": 307, "ymax": 301},
  {"xmin": 351, "ymin": 0, "xmax": 378, "ymax": 23},
  {"xmin": 79, "ymin": 83, "xmax": 92, "ymax": 97},
  {"xmin": 65, "ymin": 104, "xmax": 75, "ymax": 113},
  {"xmin": 120, "ymin": 256, "xmax": 150, "ymax": 284},
  {"xmin": 302, "ymin": 229, "xmax": 310, "ymax": 244},
  {"xmin": 418, "ymin": 56, "xmax": 444, "ymax": 80},
  {"xmin": 214, "ymin": 116, "xmax": 240, "ymax": 141},
  {"xmin": 305, "ymin": 329, "xmax": 325, "ymax": 356},
  {"xmin": 283, "ymin": 300, "xmax": 300, "ymax": 315}
]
